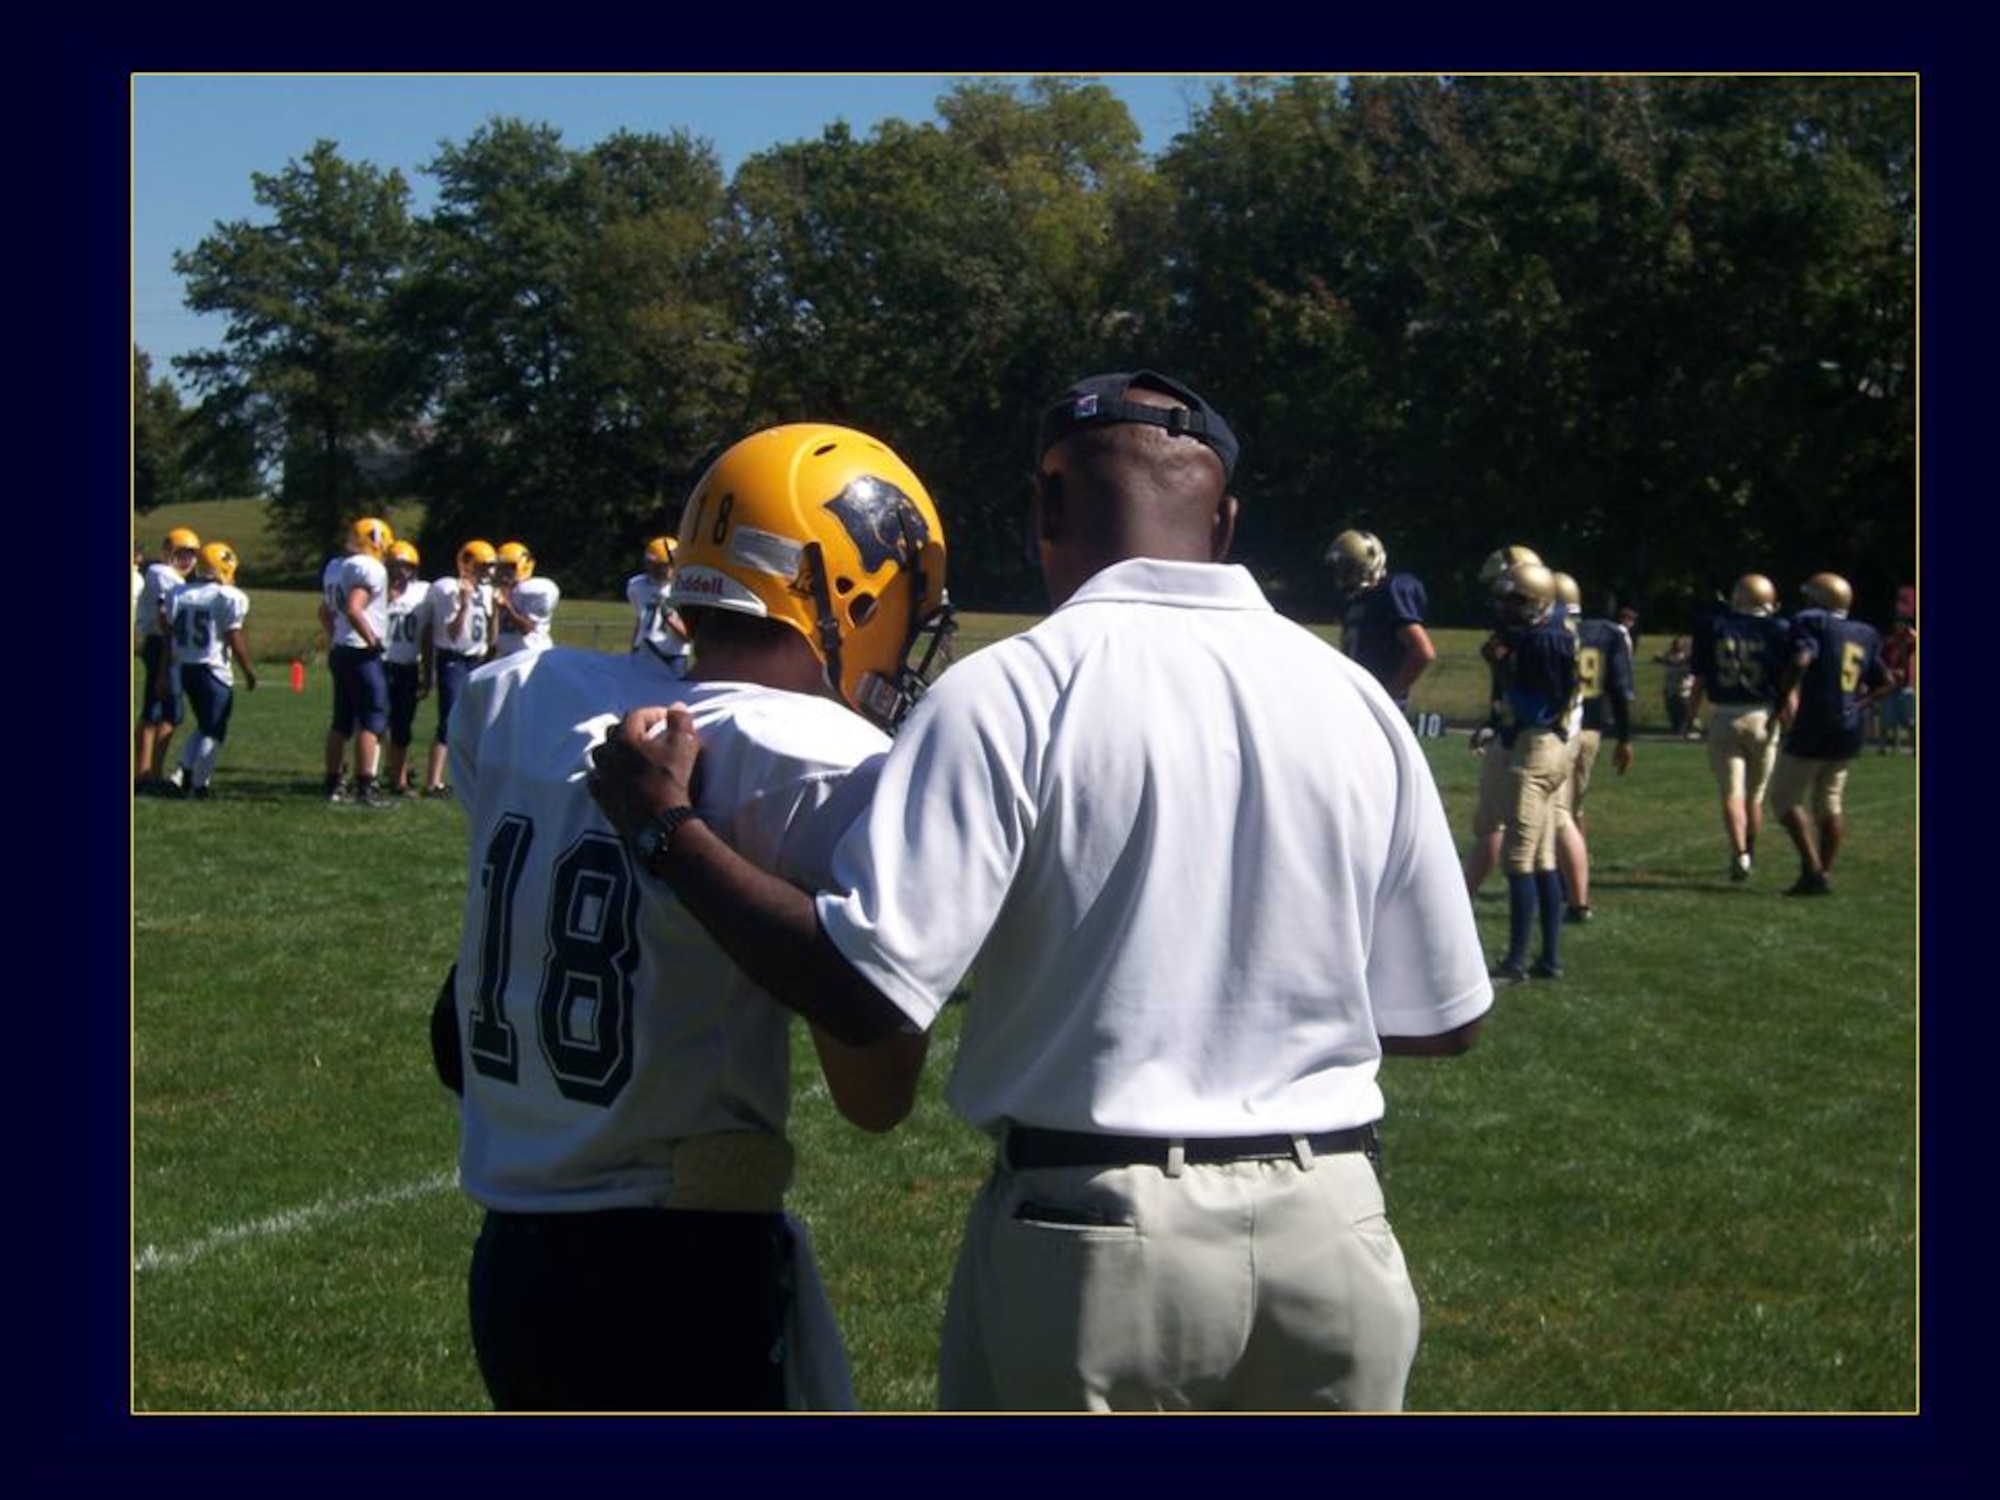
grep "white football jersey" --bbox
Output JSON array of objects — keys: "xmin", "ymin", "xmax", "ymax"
[
  {"xmin": 322, "ymin": 554, "xmax": 389, "ymax": 650},
  {"xmin": 449, "ymin": 648, "xmax": 889, "ymax": 1213},
  {"xmin": 137, "ymin": 562, "xmax": 187, "ymax": 639},
  {"xmin": 428, "ymin": 576, "xmax": 494, "ymax": 657},
  {"xmin": 169, "ymin": 582, "xmax": 250, "ymax": 684},
  {"xmin": 626, "ymin": 571, "xmax": 690, "ymax": 659},
  {"xmin": 385, "ymin": 579, "xmax": 432, "ymax": 666},
  {"xmin": 492, "ymin": 576, "xmax": 560, "ymax": 657}
]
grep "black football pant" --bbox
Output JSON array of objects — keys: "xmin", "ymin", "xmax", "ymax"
[{"xmin": 469, "ymin": 1206, "xmax": 789, "ymax": 1411}]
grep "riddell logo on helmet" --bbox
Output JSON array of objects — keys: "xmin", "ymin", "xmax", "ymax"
[{"xmin": 676, "ymin": 573, "xmax": 727, "ymax": 597}]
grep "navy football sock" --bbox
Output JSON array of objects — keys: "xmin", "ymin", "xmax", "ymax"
[
  {"xmin": 1536, "ymin": 869, "xmax": 1565, "ymax": 966},
  {"xmin": 1505, "ymin": 873, "xmax": 1537, "ymax": 968}
]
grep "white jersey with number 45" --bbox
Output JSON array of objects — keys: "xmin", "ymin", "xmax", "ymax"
[
  {"xmin": 169, "ymin": 582, "xmax": 250, "ymax": 684},
  {"xmin": 448, "ymin": 647, "xmax": 888, "ymax": 1213}
]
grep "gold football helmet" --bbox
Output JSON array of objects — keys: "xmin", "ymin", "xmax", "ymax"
[
  {"xmin": 388, "ymin": 540, "xmax": 421, "ymax": 570},
  {"xmin": 458, "ymin": 540, "xmax": 498, "ymax": 581},
  {"xmin": 347, "ymin": 517, "xmax": 394, "ymax": 560},
  {"xmin": 1730, "ymin": 573, "xmax": 1778, "ymax": 616},
  {"xmin": 197, "ymin": 542, "xmax": 239, "ymax": 586},
  {"xmin": 163, "ymin": 526, "xmax": 202, "ymax": 563},
  {"xmin": 1492, "ymin": 560, "xmax": 1558, "ymax": 625},
  {"xmin": 669, "ymin": 423, "xmax": 953, "ymax": 729},
  {"xmin": 1551, "ymin": 571, "xmax": 1582, "ymax": 610},
  {"xmin": 496, "ymin": 541, "xmax": 535, "ymax": 581},
  {"xmin": 644, "ymin": 535, "xmax": 678, "ymax": 569},
  {"xmin": 1325, "ymin": 529, "xmax": 1388, "ymax": 592},
  {"xmin": 1802, "ymin": 572, "xmax": 1853, "ymax": 614},
  {"xmin": 1479, "ymin": 544, "xmax": 1543, "ymax": 590}
]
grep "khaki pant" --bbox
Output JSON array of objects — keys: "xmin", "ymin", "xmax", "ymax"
[
  {"xmin": 937, "ymin": 1147, "xmax": 1419, "ymax": 1411},
  {"xmin": 1706, "ymin": 705, "xmax": 1780, "ymax": 805},
  {"xmin": 1770, "ymin": 751, "xmax": 1853, "ymax": 820},
  {"xmin": 1504, "ymin": 728, "xmax": 1569, "ymax": 875}
]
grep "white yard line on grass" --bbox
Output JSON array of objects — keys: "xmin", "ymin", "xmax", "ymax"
[{"xmin": 134, "ymin": 1169, "xmax": 459, "ymax": 1275}]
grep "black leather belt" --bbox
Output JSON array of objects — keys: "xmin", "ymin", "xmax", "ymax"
[{"xmin": 1005, "ymin": 1124, "xmax": 1378, "ymax": 1171}]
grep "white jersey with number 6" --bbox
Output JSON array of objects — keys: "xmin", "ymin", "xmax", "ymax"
[
  {"xmin": 448, "ymin": 647, "xmax": 888, "ymax": 1213},
  {"xmin": 428, "ymin": 576, "xmax": 493, "ymax": 657}
]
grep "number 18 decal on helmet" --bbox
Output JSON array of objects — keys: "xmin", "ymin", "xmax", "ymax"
[{"xmin": 670, "ymin": 423, "xmax": 954, "ymax": 730}]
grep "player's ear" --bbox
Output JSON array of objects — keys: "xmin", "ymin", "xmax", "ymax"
[{"xmin": 1210, "ymin": 493, "xmax": 1239, "ymax": 561}]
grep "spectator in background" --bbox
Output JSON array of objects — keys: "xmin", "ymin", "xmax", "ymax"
[
  {"xmin": 1876, "ymin": 616, "xmax": 1916, "ymax": 754},
  {"xmin": 1655, "ymin": 635, "xmax": 1696, "ymax": 738}
]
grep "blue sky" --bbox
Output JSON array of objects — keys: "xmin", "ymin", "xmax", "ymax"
[{"xmin": 132, "ymin": 73, "xmax": 1222, "ymax": 390}]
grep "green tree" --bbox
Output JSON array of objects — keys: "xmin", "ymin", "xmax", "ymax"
[
  {"xmin": 732, "ymin": 78, "xmax": 1167, "ymax": 606},
  {"xmin": 132, "ymin": 343, "xmax": 185, "ymax": 515},
  {"xmin": 173, "ymin": 141, "xmax": 418, "ymax": 564},
  {"xmin": 407, "ymin": 120, "xmax": 744, "ymax": 591}
]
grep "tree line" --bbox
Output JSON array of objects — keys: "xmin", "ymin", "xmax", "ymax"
[{"xmin": 136, "ymin": 75, "xmax": 1915, "ymax": 626}]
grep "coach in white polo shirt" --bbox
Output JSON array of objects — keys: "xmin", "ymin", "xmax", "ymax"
[{"xmin": 591, "ymin": 369, "xmax": 1492, "ymax": 1412}]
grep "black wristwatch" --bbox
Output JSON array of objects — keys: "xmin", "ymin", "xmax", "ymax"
[{"xmin": 632, "ymin": 805, "xmax": 701, "ymax": 875}]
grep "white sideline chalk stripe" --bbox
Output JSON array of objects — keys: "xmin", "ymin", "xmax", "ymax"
[{"xmin": 135, "ymin": 1169, "xmax": 459, "ymax": 1275}]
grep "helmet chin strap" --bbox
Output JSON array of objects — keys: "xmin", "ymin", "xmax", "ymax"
[{"xmin": 803, "ymin": 541, "xmax": 847, "ymax": 702}]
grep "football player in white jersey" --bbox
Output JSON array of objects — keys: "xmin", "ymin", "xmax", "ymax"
[
  {"xmin": 440, "ymin": 423, "xmax": 952, "ymax": 1411},
  {"xmin": 419, "ymin": 539, "xmax": 497, "ymax": 798},
  {"xmin": 382, "ymin": 540, "xmax": 433, "ymax": 796},
  {"xmin": 490, "ymin": 541, "xmax": 559, "ymax": 657},
  {"xmin": 318, "ymin": 517, "xmax": 394, "ymax": 805},
  {"xmin": 626, "ymin": 534, "xmax": 691, "ymax": 670},
  {"xmin": 166, "ymin": 542, "xmax": 257, "ymax": 799},
  {"xmin": 135, "ymin": 526, "xmax": 201, "ymax": 794}
]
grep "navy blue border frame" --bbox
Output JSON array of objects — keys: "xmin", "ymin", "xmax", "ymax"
[{"xmin": 49, "ymin": 7, "xmax": 1973, "ymax": 1491}]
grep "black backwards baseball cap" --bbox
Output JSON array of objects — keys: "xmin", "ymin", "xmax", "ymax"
[{"xmin": 1036, "ymin": 369, "xmax": 1240, "ymax": 482}]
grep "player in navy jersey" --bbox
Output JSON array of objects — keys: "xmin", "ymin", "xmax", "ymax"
[
  {"xmin": 1488, "ymin": 561, "xmax": 1577, "ymax": 983},
  {"xmin": 1559, "ymin": 606, "xmax": 1636, "ymax": 921},
  {"xmin": 1771, "ymin": 573, "xmax": 1892, "ymax": 896},
  {"xmin": 1327, "ymin": 529, "xmax": 1435, "ymax": 710},
  {"xmin": 1689, "ymin": 574, "xmax": 1792, "ymax": 881}
]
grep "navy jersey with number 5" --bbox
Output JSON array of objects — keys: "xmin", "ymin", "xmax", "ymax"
[{"xmin": 1785, "ymin": 610, "xmax": 1888, "ymax": 759}]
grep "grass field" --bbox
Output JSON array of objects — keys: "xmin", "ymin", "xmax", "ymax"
[{"xmin": 130, "ymin": 597, "xmax": 1917, "ymax": 1414}]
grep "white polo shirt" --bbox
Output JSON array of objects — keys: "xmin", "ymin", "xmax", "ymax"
[{"xmin": 817, "ymin": 558, "xmax": 1492, "ymax": 1138}]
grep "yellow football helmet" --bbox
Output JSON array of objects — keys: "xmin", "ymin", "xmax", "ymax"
[
  {"xmin": 1492, "ymin": 560, "xmax": 1557, "ymax": 625},
  {"xmin": 163, "ymin": 526, "xmax": 202, "ymax": 561},
  {"xmin": 644, "ymin": 535, "xmax": 678, "ymax": 569},
  {"xmin": 388, "ymin": 540, "xmax": 421, "ymax": 569},
  {"xmin": 458, "ymin": 539, "xmax": 498, "ymax": 580},
  {"xmin": 1802, "ymin": 572, "xmax": 1853, "ymax": 614},
  {"xmin": 1730, "ymin": 573, "xmax": 1778, "ymax": 617},
  {"xmin": 197, "ymin": 542, "xmax": 239, "ymax": 586},
  {"xmin": 1479, "ymin": 544, "xmax": 1543, "ymax": 590},
  {"xmin": 1551, "ymin": 571, "xmax": 1582, "ymax": 610},
  {"xmin": 496, "ymin": 541, "xmax": 535, "ymax": 581},
  {"xmin": 670, "ymin": 422, "xmax": 954, "ymax": 729},
  {"xmin": 1325, "ymin": 529, "xmax": 1387, "ymax": 592},
  {"xmin": 348, "ymin": 517, "xmax": 394, "ymax": 560}
]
